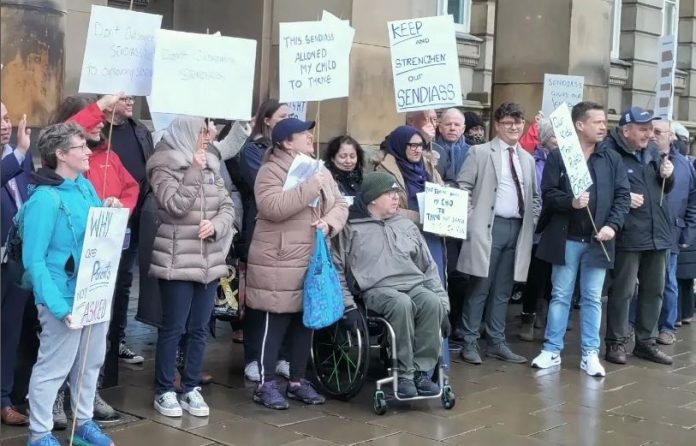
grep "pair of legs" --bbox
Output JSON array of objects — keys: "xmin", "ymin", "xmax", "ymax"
[
  {"xmin": 677, "ymin": 278, "xmax": 695, "ymax": 321},
  {"xmin": 539, "ymin": 241, "xmax": 605, "ymax": 364},
  {"xmin": 28, "ymin": 305, "xmax": 109, "ymax": 439},
  {"xmin": 658, "ymin": 253, "xmax": 679, "ymax": 334},
  {"xmin": 1, "ymin": 264, "xmax": 31, "ymax": 421},
  {"xmin": 521, "ymin": 245, "xmax": 552, "ymax": 316}
]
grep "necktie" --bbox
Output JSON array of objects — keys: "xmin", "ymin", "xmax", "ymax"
[{"xmin": 507, "ymin": 147, "xmax": 525, "ymax": 218}]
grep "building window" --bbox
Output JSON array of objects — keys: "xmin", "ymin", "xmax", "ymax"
[
  {"xmin": 663, "ymin": 0, "xmax": 679, "ymax": 36},
  {"xmin": 439, "ymin": 0, "xmax": 471, "ymax": 34},
  {"xmin": 611, "ymin": 0, "xmax": 622, "ymax": 59}
]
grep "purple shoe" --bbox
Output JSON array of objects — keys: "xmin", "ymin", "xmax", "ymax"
[
  {"xmin": 253, "ymin": 380, "xmax": 289, "ymax": 410},
  {"xmin": 287, "ymin": 379, "xmax": 326, "ymax": 405}
]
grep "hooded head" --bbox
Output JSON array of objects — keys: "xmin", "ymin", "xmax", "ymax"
[{"xmin": 161, "ymin": 116, "xmax": 208, "ymax": 163}]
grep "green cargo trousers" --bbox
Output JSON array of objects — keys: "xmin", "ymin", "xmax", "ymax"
[{"xmin": 362, "ymin": 284, "xmax": 445, "ymax": 379}]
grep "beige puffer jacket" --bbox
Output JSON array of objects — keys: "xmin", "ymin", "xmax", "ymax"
[
  {"xmin": 245, "ymin": 147, "xmax": 349, "ymax": 313},
  {"xmin": 146, "ymin": 141, "xmax": 236, "ymax": 284}
]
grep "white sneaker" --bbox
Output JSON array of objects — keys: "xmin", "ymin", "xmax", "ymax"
[
  {"xmin": 244, "ymin": 361, "xmax": 261, "ymax": 382},
  {"xmin": 179, "ymin": 387, "xmax": 209, "ymax": 417},
  {"xmin": 531, "ymin": 350, "xmax": 562, "ymax": 369},
  {"xmin": 581, "ymin": 351, "xmax": 606, "ymax": 377},
  {"xmin": 154, "ymin": 391, "xmax": 182, "ymax": 417},
  {"xmin": 276, "ymin": 360, "xmax": 290, "ymax": 379}
]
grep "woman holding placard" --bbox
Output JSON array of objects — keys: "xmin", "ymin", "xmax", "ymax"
[
  {"xmin": 22, "ymin": 123, "xmax": 120, "ymax": 446},
  {"xmin": 246, "ymin": 118, "xmax": 348, "ymax": 410},
  {"xmin": 323, "ymin": 135, "xmax": 364, "ymax": 204},
  {"xmin": 147, "ymin": 116, "xmax": 235, "ymax": 418},
  {"xmin": 376, "ymin": 126, "xmax": 446, "ymax": 284}
]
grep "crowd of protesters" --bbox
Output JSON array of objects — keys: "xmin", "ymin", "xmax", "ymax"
[{"xmin": 2, "ymin": 92, "xmax": 695, "ymax": 446}]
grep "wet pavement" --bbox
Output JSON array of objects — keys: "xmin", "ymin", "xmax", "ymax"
[{"xmin": 1, "ymin": 299, "xmax": 695, "ymax": 446}]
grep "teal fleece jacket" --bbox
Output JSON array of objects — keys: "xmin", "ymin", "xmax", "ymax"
[{"xmin": 22, "ymin": 170, "xmax": 102, "ymax": 320}]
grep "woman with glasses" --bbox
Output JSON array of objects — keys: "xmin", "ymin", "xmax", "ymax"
[
  {"xmin": 376, "ymin": 126, "xmax": 446, "ymax": 284},
  {"xmin": 22, "ymin": 123, "xmax": 120, "ymax": 446}
]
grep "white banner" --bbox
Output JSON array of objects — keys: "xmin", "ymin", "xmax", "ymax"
[
  {"xmin": 423, "ymin": 182, "xmax": 468, "ymax": 239},
  {"xmin": 541, "ymin": 74, "xmax": 584, "ymax": 117},
  {"xmin": 278, "ymin": 17, "xmax": 354, "ymax": 102},
  {"xmin": 549, "ymin": 105, "xmax": 593, "ymax": 198},
  {"xmin": 387, "ymin": 15, "xmax": 462, "ymax": 113},
  {"xmin": 287, "ymin": 101, "xmax": 308, "ymax": 121},
  {"xmin": 149, "ymin": 30, "xmax": 256, "ymax": 120},
  {"xmin": 71, "ymin": 208, "xmax": 129, "ymax": 326},
  {"xmin": 79, "ymin": 5, "xmax": 162, "ymax": 95},
  {"xmin": 655, "ymin": 34, "xmax": 677, "ymax": 120},
  {"xmin": 146, "ymin": 96, "xmax": 178, "ymax": 132}
]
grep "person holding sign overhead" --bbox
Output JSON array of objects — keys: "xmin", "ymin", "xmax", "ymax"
[
  {"xmin": 456, "ymin": 102, "xmax": 538, "ymax": 365},
  {"xmin": 147, "ymin": 116, "xmax": 235, "ymax": 418},
  {"xmin": 531, "ymin": 102, "xmax": 630, "ymax": 376},
  {"xmin": 376, "ymin": 126, "xmax": 446, "ymax": 284},
  {"xmin": 246, "ymin": 118, "xmax": 348, "ymax": 410},
  {"xmin": 332, "ymin": 172, "xmax": 449, "ymax": 398},
  {"xmin": 600, "ymin": 107, "xmax": 675, "ymax": 365},
  {"xmin": 21, "ymin": 123, "xmax": 120, "ymax": 446}
]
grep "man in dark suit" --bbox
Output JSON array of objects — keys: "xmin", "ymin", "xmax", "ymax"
[{"xmin": 1, "ymin": 101, "xmax": 33, "ymax": 425}]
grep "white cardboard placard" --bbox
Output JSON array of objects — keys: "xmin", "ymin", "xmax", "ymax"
[
  {"xmin": 422, "ymin": 182, "xmax": 468, "ymax": 239},
  {"xmin": 549, "ymin": 104, "xmax": 593, "ymax": 198},
  {"xmin": 541, "ymin": 74, "xmax": 584, "ymax": 117}
]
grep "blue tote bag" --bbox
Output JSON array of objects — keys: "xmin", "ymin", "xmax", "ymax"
[{"xmin": 303, "ymin": 229, "xmax": 344, "ymax": 329}]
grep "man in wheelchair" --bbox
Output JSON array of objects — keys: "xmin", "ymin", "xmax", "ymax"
[{"xmin": 332, "ymin": 172, "xmax": 450, "ymax": 398}]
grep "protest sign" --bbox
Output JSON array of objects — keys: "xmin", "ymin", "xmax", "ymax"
[
  {"xmin": 387, "ymin": 15, "xmax": 462, "ymax": 113},
  {"xmin": 278, "ymin": 16, "xmax": 354, "ymax": 102},
  {"xmin": 149, "ymin": 30, "xmax": 256, "ymax": 120},
  {"xmin": 71, "ymin": 208, "xmax": 129, "ymax": 326},
  {"xmin": 655, "ymin": 34, "xmax": 677, "ymax": 120},
  {"xmin": 146, "ymin": 96, "xmax": 178, "ymax": 132},
  {"xmin": 79, "ymin": 5, "xmax": 162, "ymax": 95},
  {"xmin": 287, "ymin": 101, "xmax": 308, "ymax": 121},
  {"xmin": 422, "ymin": 182, "xmax": 468, "ymax": 239},
  {"xmin": 541, "ymin": 74, "xmax": 584, "ymax": 116},
  {"xmin": 549, "ymin": 104, "xmax": 593, "ymax": 198}
]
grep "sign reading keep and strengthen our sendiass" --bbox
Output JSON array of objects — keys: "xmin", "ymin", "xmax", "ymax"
[
  {"xmin": 79, "ymin": 5, "xmax": 162, "ymax": 95},
  {"xmin": 387, "ymin": 15, "xmax": 462, "ymax": 113},
  {"xmin": 149, "ymin": 29, "xmax": 256, "ymax": 120},
  {"xmin": 71, "ymin": 208, "xmax": 129, "ymax": 327},
  {"xmin": 549, "ymin": 104, "xmax": 593, "ymax": 198}
]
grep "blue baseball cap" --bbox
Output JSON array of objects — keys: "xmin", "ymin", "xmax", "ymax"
[
  {"xmin": 619, "ymin": 107, "xmax": 661, "ymax": 126},
  {"xmin": 271, "ymin": 118, "xmax": 316, "ymax": 145}
]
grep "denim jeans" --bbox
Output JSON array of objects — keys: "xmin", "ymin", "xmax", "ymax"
[
  {"xmin": 154, "ymin": 280, "xmax": 216, "ymax": 395},
  {"xmin": 543, "ymin": 241, "xmax": 606, "ymax": 355},
  {"xmin": 658, "ymin": 253, "xmax": 679, "ymax": 332}
]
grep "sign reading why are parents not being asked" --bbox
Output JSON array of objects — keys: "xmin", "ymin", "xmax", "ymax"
[
  {"xmin": 71, "ymin": 208, "xmax": 129, "ymax": 327},
  {"xmin": 149, "ymin": 30, "xmax": 256, "ymax": 120},
  {"xmin": 541, "ymin": 74, "xmax": 585, "ymax": 117},
  {"xmin": 549, "ymin": 104, "xmax": 593, "ymax": 198},
  {"xmin": 279, "ymin": 12, "xmax": 354, "ymax": 102},
  {"xmin": 423, "ymin": 182, "xmax": 468, "ymax": 239},
  {"xmin": 388, "ymin": 15, "xmax": 462, "ymax": 113},
  {"xmin": 79, "ymin": 5, "xmax": 163, "ymax": 95}
]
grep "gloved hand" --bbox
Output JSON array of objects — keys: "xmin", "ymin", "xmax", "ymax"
[
  {"xmin": 342, "ymin": 306, "xmax": 362, "ymax": 330},
  {"xmin": 441, "ymin": 316, "xmax": 451, "ymax": 338}
]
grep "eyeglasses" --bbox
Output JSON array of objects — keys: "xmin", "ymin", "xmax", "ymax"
[
  {"xmin": 386, "ymin": 190, "xmax": 400, "ymax": 199},
  {"xmin": 119, "ymin": 97, "xmax": 135, "ymax": 104},
  {"xmin": 406, "ymin": 142, "xmax": 424, "ymax": 151},
  {"xmin": 66, "ymin": 143, "xmax": 88, "ymax": 152},
  {"xmin": 498, "ymin": 120, "xmax": 524, "ymax": 129}
]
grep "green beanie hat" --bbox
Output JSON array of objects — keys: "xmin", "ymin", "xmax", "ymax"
[{"xmin": 360, "ymin": 172, "xmax": 402, "ymax": 204}]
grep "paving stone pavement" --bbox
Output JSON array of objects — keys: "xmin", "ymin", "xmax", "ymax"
[{"xmin": 2, "ymin": 298, "xmax": 695, "ymax": 445}]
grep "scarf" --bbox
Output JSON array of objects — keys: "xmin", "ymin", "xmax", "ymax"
[
  {"xmin": 384, "ymin": 126, "xmax": 430, "ymax": 211},
  {"xmin": 435, "ymin": 135, "xmax": 470, "ymax": 180},
  {"xmin": 325, "ymin": 161, "xmax": 363, "ymax": 196},
  {"xmin": 161, "ymin": 116, "xmax": 206, "ymax": 164}
]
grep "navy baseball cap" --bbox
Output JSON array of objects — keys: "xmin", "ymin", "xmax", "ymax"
[
  {"xmin": 271, "ymin": 118, "xmax": 316, "ymax": 145},
  {"xmin": 619, "ymin": 107, "xmax": 661, "ymax": 126}
]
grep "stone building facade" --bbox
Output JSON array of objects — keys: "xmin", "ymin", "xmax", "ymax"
[{"xmin": 2, "ymin": 0, "xmax": 696, "ymax": 145}]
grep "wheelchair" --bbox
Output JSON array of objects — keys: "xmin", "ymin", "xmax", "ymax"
[{"xmin": 310, "ymin": 301, "xmax": 456, "ymax": 415}]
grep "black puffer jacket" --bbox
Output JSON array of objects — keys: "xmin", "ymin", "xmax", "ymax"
[{"xmin": 599, "ymin": 128, "xmax": 674, "ymax": 251}]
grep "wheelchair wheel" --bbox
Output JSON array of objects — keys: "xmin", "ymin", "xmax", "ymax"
[
  {"xmin": 441, "ymin": 385, "xmax": 455, "ymax": 410},
  {"xmin": 311, "ymin": 311, "xmax": 369, "ymax": 401},
  {"xmin": 373, "ymin": 390, "xmax": 387, "ymax": 415}
]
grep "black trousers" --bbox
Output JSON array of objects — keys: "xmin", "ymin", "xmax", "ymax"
[
  {"xmin": 678, "ymin": 278, "xmax": 695, "ymax": 320},
  {"xmin": 521, "ymin": 245, "xmax": 552, "ymax": 314},
  {"xmin": 257, "ymin": 312, "xmax": 312, "ymax": 382}
]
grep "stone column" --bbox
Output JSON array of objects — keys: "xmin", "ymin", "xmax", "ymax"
[
  {"xmin": 470, "ymin": 0, "xmax": 495, "ymax": 110},
  {"xmin": 491, "ymin": 0, "xmax": 612, "ymax": 124},
  {"xmin": 678, "ymin": 0, "xmax": 696, "ymax": 121}
]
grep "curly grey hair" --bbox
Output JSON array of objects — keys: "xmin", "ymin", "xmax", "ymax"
[
  {"xmin": 37, "ymin": 122, "xmax": 86, "ymax": 169},
  {"xmin": 538, "ymin": 118, "xmax": 556, "ymax": 148}
]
